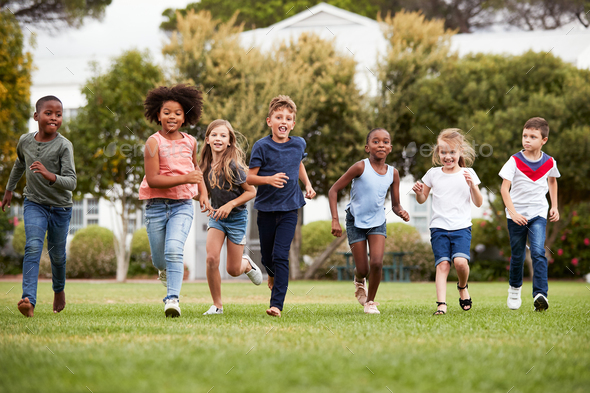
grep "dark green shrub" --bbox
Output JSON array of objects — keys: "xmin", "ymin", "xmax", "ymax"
[
  {"xmin": 128, "ymin": 227, "xmax": 156, "ymax": 277},
  {"xmin": 67, "ymin": 225, "xmax": 116, "ymax": 278},
  {"xmin": 385, "ymin": 222, "xmax": 434, "ymax": 281}
]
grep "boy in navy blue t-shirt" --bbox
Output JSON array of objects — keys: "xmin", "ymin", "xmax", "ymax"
[{"xmin": 247, "ymin": 95, "xmax": 315, "ymax": 317}]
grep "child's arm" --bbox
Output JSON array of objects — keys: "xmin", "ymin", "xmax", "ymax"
[
  {"xmin": 144, "ymin": 138, "xmax": 202, "ymax": 189},
  {"xmin": 2, "ymin": 139, "xmax": 26, "ymax": 212},
  {"xmin": 298, "ymin": 161, "xmax": 316, "ymax": 199},
  {"xmin": 548, "ymin": 177, "xmax": 559, "ymax": 222},
  {"xmin": 411, "ymin": 182, "xmax": 430, "ymax": 204},
  {"xmin": 246, "ymin": 167, "xmax": 289, "ymax": 188},
  {"xmin": 500, "ymin": 179, "xmax": 527, "ymax": 226},
  {"xmin": 328, "ymin": 161, "xmax": 364, "ymax": 237},
  {"xmin": 33, "ymin": 143, "xmax": 77, "ymax": 191},
  {"xmin": 463, "ymin": 170, "xmax": 483, "ymax": 207},
  {"xmin": 390, "ymin": 169, "xmax": 409, "ymax": 222},
  {"xmin": 211, "ymin": 182, "xmax": 256, "ymax": 221}
]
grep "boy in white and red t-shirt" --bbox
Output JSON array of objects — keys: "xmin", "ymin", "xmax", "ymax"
[{"xmin": 499, "ymin": 117, "xmax": 560, "ymax": 312}]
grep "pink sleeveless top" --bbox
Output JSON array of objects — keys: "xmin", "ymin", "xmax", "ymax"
[{"xmin": 139, "ymin": 131, "xmax": 198, "ymax": 200}]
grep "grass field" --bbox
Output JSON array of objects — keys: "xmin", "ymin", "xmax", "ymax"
[{"xmin": 1, "ymin": 280, "xmax": 589, "ymax": 393}]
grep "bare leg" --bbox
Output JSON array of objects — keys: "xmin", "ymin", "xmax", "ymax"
[
  {"xmin": 17, "ymin": 298, "xmax": 34, "ymax": 317},
  {"xmin": 366, "ymin": 235, "xmax": 385, "ymax": 303},
  {"xmin": 350, "ymin": 240, "xmax": 369, "ymax": 281},
  {"xmin": 205, "ymin": 229, "xmax": 225, "ymax": 309},
  {"xmin": 268, "ymin": 276, "xmax": 274, "ymax": 290},
  {"xmin": 435, "ymin": 262, "xmax": 451, "ymax": 313},
  {"xmin": 53, "ymin": 291, "xmax": 66, "ymax": 313},
  {"xmin": 225, "ymin": 241, "xmax": 250, "ymax": 277},
  {"xmin": 455, "ymin": 257, "xmax": 471, "ymax": 310}
]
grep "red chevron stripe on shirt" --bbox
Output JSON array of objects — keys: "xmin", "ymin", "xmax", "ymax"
[{"xmin": 513, "ymin": 155, "xmax": 554, "ymax": 182}]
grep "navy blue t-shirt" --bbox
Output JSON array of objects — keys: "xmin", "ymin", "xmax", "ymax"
[{"xmin": 249, "ymin": 135, "xmax": 307, "ymax": 212}]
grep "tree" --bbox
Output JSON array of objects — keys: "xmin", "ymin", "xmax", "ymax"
[
  {"xmin": 66, "ymin": 50, "xmax": 162, "ymax": 282},
  {"xmin": 504, "ymin": 0, "xmax": 590, "ymax": 30},
  {"xmin": 2, "ymin": 0, "xmax": 112, "ymax": 29},
  {"xmin": 164, "ymin": 10, "xmax": 368, "ymax": 277},
  {"xmin": 0, "ymin": 10, "xmax": 32, "ymax": 196}
]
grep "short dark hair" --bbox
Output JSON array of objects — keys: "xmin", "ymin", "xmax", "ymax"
[
  {"xmin": 524, "ymin": 117, "xmax": 549, "ymax": 138},
  {"xmin": 35, "ymin": 96, "xmax": 62, "ymax": 112},
  {"xmin": 366, "ymin": 127, "xmax": 389, "ymax": 144},
  {"xmin": 144, "ymin": 84, "xmax": 203, "ymax": 126}
]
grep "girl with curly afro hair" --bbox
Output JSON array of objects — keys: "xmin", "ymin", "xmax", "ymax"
[{"xmin": 139, "ymin": 84, "xmax": 210, "ymax": 318}]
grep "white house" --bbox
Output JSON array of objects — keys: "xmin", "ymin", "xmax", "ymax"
[{"xmin": 20, "ymin": 2, "xmax": 590, "ymax": 279}]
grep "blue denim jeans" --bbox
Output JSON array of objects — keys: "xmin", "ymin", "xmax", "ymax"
[
  {"xmin": 507, "ymin": 216, "xmax": 548, "ymax": 297},
  {"xmin": 257, "ymin": 210, "xmax": 298, "ymax": 310},
  {"xmin": 22, "ymin": 198, "xmax": 72, "ymax": 307},
  {"xmin": 145, "ymin": 199, "xmax": 194, "ymax": 302}
]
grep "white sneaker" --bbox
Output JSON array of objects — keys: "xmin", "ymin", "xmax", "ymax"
[
  {"xmin": 364, "ymin": 301, "xmax": 380, "ymax": 314},
  {"xmin": 203, "ymin": 305, "xmax": 223, "ymax": 315},
  {"xmin": 354, "ymin": 278, "xmax": 368, "ymax": 305},
  {"xmin": 533, "ymin": 294, "xmax": 549, "ymax": 312},
  {"xmin": 164, "ymin": 298, "xmax": 180, "ymax": 318},
  {"xmin": 158, "ymin": 270, "xmax": 167, "ymax": 287},
  {"xmin": 507, "ymin": 286, "xmax": 522, "ymax": 310},
  {"xmin": 244, "ymin": 255, "xmax": 263, "ymax": 285}
]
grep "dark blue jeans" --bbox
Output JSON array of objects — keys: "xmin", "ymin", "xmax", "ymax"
[
  {"xmin": 507, "ymin": 216, "xmax": 548, "ymax": 298},
  {"xmin": 257, "ymin": 210, "xmax": 298, "ymax": 310},
  {"xmin": 22, "ymin": 198, "xmax": 72, "ymax": 306}
]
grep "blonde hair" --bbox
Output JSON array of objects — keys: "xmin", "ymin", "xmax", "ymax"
[
  {"xmin": 432, "ymin": 128, "xmax": 475, "ymax": 168},
  {"xmin": 198, "ymin": 119, "xmax": 248, "ymax": 191},
  {"xmin": 268, "ymin": 95, "xmax": 297, "ymax": 119}
]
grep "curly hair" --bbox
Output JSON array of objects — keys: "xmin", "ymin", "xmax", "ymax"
[
  {"xmin": 143, "ymin": 84, "xmax": 203, "ymax": 126},
  {"xmin": 432, "ymin": 128, "xmax": 475, "ymax": 168}
]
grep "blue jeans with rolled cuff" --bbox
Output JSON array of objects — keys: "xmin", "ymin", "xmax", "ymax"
[
  {"xmin": 22, "ymin": 198, "xmax": 72, "ymax": 307},
  {"xmin": 145, "ymin": 199, "xmax": 194, "ymax": 303},
  {"xmin": 507, "ymin": 216, "xmax": 548, "ymax": 298}
]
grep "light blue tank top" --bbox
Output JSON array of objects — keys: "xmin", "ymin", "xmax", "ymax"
[{"xmin": 347, "ymin": 158, "xmax": 394, "ymax": 228}]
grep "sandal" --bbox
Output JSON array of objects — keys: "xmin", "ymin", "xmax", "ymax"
[
  {"xmin": 457, "ymin": 283, "xmax": 472, "ymax": 311},
  {"xmin": 433, "ymin": 301, "xmax": 446, "ymax": 315}
]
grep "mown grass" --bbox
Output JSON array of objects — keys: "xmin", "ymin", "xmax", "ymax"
[{"xmin": 1, "ymin": 281, "xmax": 588, "ymax": 393}]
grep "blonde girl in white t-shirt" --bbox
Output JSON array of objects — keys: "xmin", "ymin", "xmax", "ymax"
[{"xmin": 412, "ymin": 129, "xmax": 483, "ymax": 315}]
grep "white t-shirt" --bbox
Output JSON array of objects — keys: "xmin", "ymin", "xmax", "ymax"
[
  {"xmin": 422, "ymin": 167, "xmax": 481, "ymax": 230},
  {"xmin": 498, "ymin": 151, "xmax": 560, "ymax": 220}
]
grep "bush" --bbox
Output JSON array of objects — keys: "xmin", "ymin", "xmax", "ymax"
[
  {"xmin": 301, "ymin": 220, "xmax": 335, "ymax": 256},
  {"xmin": 11, "ymin": 221, "xmax": 26, "ymax": 255},
  {"xmin": 385, "ymin": 222, "xmax": 434, "ymax": 281},
  {"xmin": 67, "ymin": 225, "xmax": 116, "ymax": 278},
  {"xmin": 551, "ymin": 203, "xmax": 590, "ymax": 278},
  {"xmin": 128, "ymin": 227, "xmax": 156, "ymax": 277}
]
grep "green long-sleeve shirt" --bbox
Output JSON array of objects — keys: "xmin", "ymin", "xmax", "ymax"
[{"xmin": 6, "ymin": 132, "xmax": 77, "ymax": 207}]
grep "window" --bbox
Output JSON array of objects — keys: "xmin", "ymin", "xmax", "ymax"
[
  {"xmin": 413, "ymin": 217, "xmax": 428, "ymax": 234},
  {"xmin": 86, "ymin": 198, "xmax": 99, "ymax": 214},
  {"xmin": 87, "ymin": 219, "xmax": 98, "ymax": 226},
  {"xmin": 128, "ymin": 219, "xmax": 136, "ymax": 234},
  {"xmin": 69, "ymin": 200, "xmax": 84, "ymax": 235},
  {"xmin": 411, "ymin": 198, "xmax": 427, "ymax": 213}
]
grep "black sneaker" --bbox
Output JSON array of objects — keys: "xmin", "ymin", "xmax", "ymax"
[{"xmin": 533, "ymin": 294, "xmax": 549, "ymax": 311}]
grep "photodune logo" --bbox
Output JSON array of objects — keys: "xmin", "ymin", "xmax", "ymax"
[
  {"xmin": 404, "ymin": 141, "xmax": 493, "ymax": 158},
  {"xmin": 104, "ymin": 142, "xmax": 118, "ymax": 158},
  {"xmin": 100, "ymin": 142, "xmax": 193, "ymax": 158}
]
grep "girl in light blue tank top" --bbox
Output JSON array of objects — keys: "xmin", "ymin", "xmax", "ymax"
[{"xmin": 328, "ymin": 128, "xmax": 410, "ymax": 314}]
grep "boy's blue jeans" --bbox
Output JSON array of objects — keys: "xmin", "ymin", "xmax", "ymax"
[
  {"xmin": 507, "ymin": 216, "xmax": 548, "ymax": 298},
  {"xmin": 22, "ymin": 198, "xmax": 72, "ymax": 307},
  {"xmin": 257, "ymin": 210, "xmax": 298, "ymax": 311},
  {"xmin": 145, "ymin": 199, "xmax": 193, "ymax": 302}
]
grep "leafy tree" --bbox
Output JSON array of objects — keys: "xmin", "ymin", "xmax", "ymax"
[
  {"xmin": 2, "ymin": 0, "xmax": 112, "ymax": 29},
  {"xmin": 0, "ymin": 10, "xmax": 32, "ymax": 197},
  {"xmin": 504, "ymin": 0, "xmax": 590, "ymax": 30},
  {"xmin": 66, "ymin": 50, "xmax": 162, "ymax": 282},
  {"xmin": 164, "ymin": 10, "xmax": 368, "ymax": 277}
]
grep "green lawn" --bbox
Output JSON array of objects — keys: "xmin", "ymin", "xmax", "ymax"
[{"xmin": 1, "ymin": 280, "xmax": 589, "ymax": 393}]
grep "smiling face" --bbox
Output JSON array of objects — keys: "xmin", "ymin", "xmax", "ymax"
[
  {"xmin": 158, "ymin": 100, "xmax": 185, "ymax": 134},
  {"xmin": 437, "ymin": 139, "xmax": 462, "ymax": 171},
  {"xmin": 266, "ymin": 107, "xmax": 295, "ymax": 143},
  {"xmin": 365, "ymin": 129, "xmax": 392, "ymax": 159},
  {"xmin": 206, "ymin": 125, "xmax": 232, "ymax": 155},
  {"xmin": 33, "ymin": 100, "xmax": 63, "ymax": 136},
  {"xmin": 522, "ymin": 128, "xmax": 547, "ymax": 153}
]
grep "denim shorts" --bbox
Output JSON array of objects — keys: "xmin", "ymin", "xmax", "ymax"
[
  {"xmin": 207, "ymin": 209, "xmax": 248, "ymax": 245},
  {"xmin": 345, "ymin": 209, "xmax": 387, "ymax": 245},
  {"xmin": 430, "ymin": 227, "xmax": 472, "ymax": 266}
]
